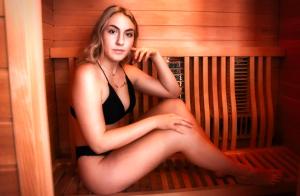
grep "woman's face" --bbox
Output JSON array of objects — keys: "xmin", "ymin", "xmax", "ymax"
[{"xmin": 101, "ymin": 13, "xmax": 135, "ymax": 63}]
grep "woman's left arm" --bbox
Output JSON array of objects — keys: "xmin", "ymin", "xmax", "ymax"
[{"xmin": 127, "ymin": 47, "xmax": 181, "ymax": 98}]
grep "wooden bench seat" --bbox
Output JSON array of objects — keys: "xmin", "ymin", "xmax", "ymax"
[{"xmin": 50, "ymin": 46, "xmax": 299, "ymax": 195}]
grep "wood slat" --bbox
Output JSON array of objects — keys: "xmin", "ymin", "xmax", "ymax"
[
  {"xmin": 0, "ymin": 19, "xmax": 7, "ymax": 68},
  {"xmin": 54, "ymin": 25, "xmax": 277, "ymax": 42},
  {"xmin": 229, "ymin": 57, "xmax": 237, "ymax": 150},
  {"xmin": 54, "ymin": 0, "xmax": 278, "ymax": 13},
  {"xmin": 152, "ymin": 61, "xmax": 159, "ymax": 106},
  {"xmin": 0, "ymin": 69, "xmax": 12, "ymax": 118},
  {"xmin": 167, "ymin": 159, "xmax": 181, "ymax": 189},
  {"xmin": 5, "ymin": 1, "xmax": 54, "ymax": 195},
  {"xmin": 203, "ymin": 57, "xmax": 210, "ymax": 137},
  {"xmin": 0, "ymin": 166, "xmax": 19, "ymax": 195},
  {"xmin": 159, "ymin": 163, "xmax": 169, "ymax": 190},
  {"xmin": 249, "ymin": 56, "xmax": 258, "ymax": 147},
  {"xmin": 265, "ymin": 57, "xmax": 274, "ymax": 147},
  {"xmin": 221, "ymin": 57, "xmax": 229, "ymax": 151},
  {"xmin": 212, "ymin": 56, "xmax": 219, "ymax": 147},
  {"xmin": 0, "ymin": 121, "xmax": 16, "ymax": 165},
  {"xmin": 257, "ymin": 57, "xmax": 266, "ymax": 147},
  {"xmin": 142, "ymin": 61, "xmax": 149, "ymax": 113},
  {"xmin": 54, "ymin": 10, "xmax": 277, "ymax": 27},
  {"xmin": 0, "ymin": 0, "xmax": 3, "ymax": 16},
  {"xmin": 184, "ymin": 57, "xmax": 191, "ymax": 111},
  {"xmin": 50, "ymin": 46, "xmax": 285, "ymax": 58},
  {"xmin": 193, "ymin": 57, "xmax": 201, "ymax": 125}
]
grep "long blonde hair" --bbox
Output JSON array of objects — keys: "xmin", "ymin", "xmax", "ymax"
[{"xmin": 83, "ymin": 5, "xmax": 139, "ymax": 65}]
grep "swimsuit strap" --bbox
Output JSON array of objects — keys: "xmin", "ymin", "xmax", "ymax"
[{"xmin": 97, "ymin": 61, "xmax": 109, "ymax": 82}]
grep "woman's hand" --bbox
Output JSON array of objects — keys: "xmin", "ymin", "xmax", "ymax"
[
  {"xmin": 153, "ymin": 113, "xmax": 193, "ymax": 134},
  {"xmin": 131, "ymin": 47, "xmax": 159, "ymax": 63}
]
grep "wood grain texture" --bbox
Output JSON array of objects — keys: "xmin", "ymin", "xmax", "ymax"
[
  {"xmin": 0, "ymin": 0, "xmax": 3, "ymax": 16},
  {"xmin": 0, "ymin": 166, "xmax": 19, "ymax": 195},
  {"xmin": 54, "ymin": 0, "xmax": 278, "ymax": 13},
  {"xmin": 5, "ymin": 0, "xmax": 54, "ymax": 195},
  {"xmin": 0, "ymin": 69, "xmax": 11, "ymax": 118},
  {"xmin": 0, "ymin": 121, "xmax": 16, "ymax": 165},
  {"xmin": 279, "ymin": 0, "xmax": 300, "ymax": 155},
  {"xmin": 0, "ymin": 19, "xmax": 7, "ymax": 68}
]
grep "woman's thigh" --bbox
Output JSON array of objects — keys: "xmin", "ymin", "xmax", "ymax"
[{"xmin": 77, "ymin": 129, "xmax": 184, "ymax": 195}]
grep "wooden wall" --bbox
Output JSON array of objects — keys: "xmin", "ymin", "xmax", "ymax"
[
  {"xmin": 51, "ymin": 0, "xmax": 281, "ymax": 158},
  {"xmin": 279, "ymin": 0, "xmax": 300, "ymax": 155},
  {"xmin": 42, "ymin": 0, "xmax": 58, "ymax": 162},
  {"xmin": 0, "ymin": 0, "xmax": 20, "ymax": 194}
]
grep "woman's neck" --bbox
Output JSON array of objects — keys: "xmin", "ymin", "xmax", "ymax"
[{"xmin": 98, "ymin": 57, "xmax": 120, "ymax": 76}]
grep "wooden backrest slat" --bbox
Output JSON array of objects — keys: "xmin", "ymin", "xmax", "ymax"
[
  {"xmin": 229, "ymin": 57, "xmax": 237, "ymax": 150},
  {"xmin": 221, "ymin": 57, "xmax": 229, "ymax": 151},
  {"xmin": 184, "ymin": 57, "xmax": 191, "ymax": 111},
  {"xmin": 50, "ymin": 47, "xmax": 284, "ymax": 153},
  {"xmin": 212, "ymin": 57, "xmax": 220, "ymax": 147},
  {"xmin": 142, "ymin": 61, "xmax": 149, "ymax": 113},
  {"xmin": 193, "ymin": 57, "xmax": 201, "ymax": 125},
  {"xmin": 202, "ymin": 57, "xmax": 210, "ymax": 137},
  {"xmin": 249, "ymin": 56, "xmax": 258, "ymax": 147},
  {"xmin": 152, "ymin": 61, "xmax": 159, "ymax": 106},
  {"xmin": 266, "ymin": 57, "xmax": 274, "ymax": 147},
  {"xmin": 258, "ymin": 57, "xmax": 266, "ymax": 147}
]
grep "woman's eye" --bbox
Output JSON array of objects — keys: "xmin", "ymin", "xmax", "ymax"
[
  {"xmin": 126, "ymin": 32, "xmax": 134, "ymax": 37},
  {"xmin": 108, "ymin": 29, "xmax": 116, "ymax": 34}
]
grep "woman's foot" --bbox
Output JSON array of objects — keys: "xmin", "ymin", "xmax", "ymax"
[
  {"xmin": 215, "ymin": 168, "xmax": 282, "ymax": 186},
  {"xmin": 235, "ymin": 168, "xmax": 282, "ymax": 186}
]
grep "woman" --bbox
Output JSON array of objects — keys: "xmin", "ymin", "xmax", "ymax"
[{"xmin": 71, "ymin": 5, "xmax": 281, "ymax": 195}]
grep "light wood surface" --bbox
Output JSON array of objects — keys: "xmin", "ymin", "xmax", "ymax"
[{"xmin": 5, "ymin": 0, "xmax": 54, "ymax": 195}]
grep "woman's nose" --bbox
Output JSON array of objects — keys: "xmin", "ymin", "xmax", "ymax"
[{"xmin": 116, "ymin": 33, "xmax": 124, "ymax": 45}]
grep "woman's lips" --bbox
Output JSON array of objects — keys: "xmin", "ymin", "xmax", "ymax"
[{"xmin": 112, "ymin": 49, "xmax": 126, "ymax": 54}]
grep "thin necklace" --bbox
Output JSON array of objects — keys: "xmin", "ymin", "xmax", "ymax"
[{"xmin": 97, "ymin": 62, "xmax": 127, "ymax": 89}]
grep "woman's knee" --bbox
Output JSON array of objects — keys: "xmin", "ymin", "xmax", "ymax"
[{"xmin": 161, "ymin": 98, "xmax": 187, "ymax": 114}]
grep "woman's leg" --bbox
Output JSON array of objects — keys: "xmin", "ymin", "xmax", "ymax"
[{"xmin": 78, "ymin": 99, "xmax": 281, "ymax": 195}]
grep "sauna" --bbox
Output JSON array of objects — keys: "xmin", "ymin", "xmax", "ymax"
[{"xmin": 0, "ymin": 0, "xmax": 299, "ymax": 195}]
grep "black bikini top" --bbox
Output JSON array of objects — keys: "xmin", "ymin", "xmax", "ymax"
[{"xmin": 70, "ymin": 63, "xmax": 136, "ymax": 125}]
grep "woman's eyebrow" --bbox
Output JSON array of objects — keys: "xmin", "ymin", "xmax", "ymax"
[{"xmin": 108, "ymin": 25, "xmax": 134, "ymax": 32}]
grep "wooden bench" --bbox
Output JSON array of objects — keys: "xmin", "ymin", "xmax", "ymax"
[{"xmin": 50, "ymin": 46, "xmax": 299, "ymax": 195}]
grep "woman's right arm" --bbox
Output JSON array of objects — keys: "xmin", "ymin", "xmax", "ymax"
[{"xmin": 72, "ymin": 64, "xmax": 191, "ymax": 154}]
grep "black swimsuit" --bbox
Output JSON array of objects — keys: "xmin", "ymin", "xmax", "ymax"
[{"xmin": 70, "ymin": 63, "xmax": 136, "ymax": 159}]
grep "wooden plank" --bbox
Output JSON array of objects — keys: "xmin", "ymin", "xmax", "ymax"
[
  {"xmin": 51, "ymin": 46, "xmax": 285, "ymax": 59},
  {"xmin": 265, "ymin": 57, "xmax": 274, "ymax": 147},
  {"xmin": 193, "ymin": 57, "xmax": 201, "ymax": 125},
  {"xmin": 54, "ymin": 25, "xmax": 277, "ymax": 42},
  {"xmin": 257, "ymin": 57, "xmax": 266, "ymax": 147},
  {"xmin": 262, "ymin": 152, "xmax": 296, "ymax": 181},
  {"xmin": 0, "ymin": 69, "xmax": 12, "ymax": 118},
  {"xmin": 229, "ymin": 57, "xmax": 237, "ymax": 150},
  {"xmin": 168, "ymin": 160, "xmax": 181, "ymax": 189},
  {"xmin": 54, "ymin": 40, "xmax": 278, "ymax": 48},
  {"xmin": 54, "ymin": 10, "xmax": 277, "ymax": 27},
  {"xmin": 249, "ymin": 57, "xmax": 258, "ymax": 147},
  {"xmin": 152, "ymin": 61, "xmax": 159, "ymax": 106},
  {"xmin": 0, "ymin": 0, "xmax": 3, "ymax": 16},
  {"xmin": 159, "ymin": 163, "xmax": 169, "ymax": 190},
  {"xmin": 0, "ymin": 19, "xmax": 7, "ymax": 68},
  {"xmin": 184, "ymin": 57, "xmax": 191, "ymax": 111},
  {"xmin": 177, "ymin": 159, "xmax": 192, "ymax": 188},
  {"xmin": 0, "ymin": 121, "xmax": 16, "ymax": 165},
  {"xmin": 42, "ymin": 2, "xmax": 53, "ymax": 24},
  {"xmin": 0, "ymin": 165, "xmax": 19, "ymax": 195},
  {"xmin": 203, "ymin": 57, "xmax": 210, "ymax": 137},
  {"xmin": 5, "ymin": 1, "xmax": 54, "ymax": 195},
  {"xmin": 221, "ymin": 57, "xmax": 229, "ymax": 151},
  {"xmin": 212, "ymin": 56, "xmax": 219, "ymax": 147},
  {"xmin": 142, "ymin": 61, "xmax": 149, "ymax": 113},
  {"xmin": 54, "ymin": 0, "xmax": 278, "ymax": 14},
  {"xmin": 43, "ymin": 23, "xmax": 53, "ymax": 40}
]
